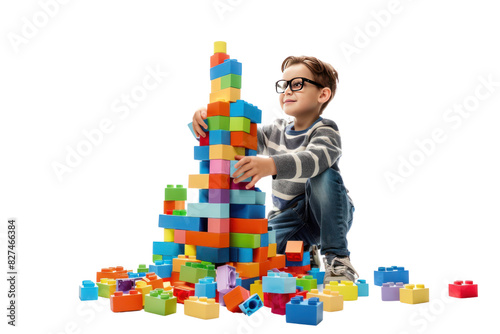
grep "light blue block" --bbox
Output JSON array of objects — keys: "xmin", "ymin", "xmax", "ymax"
[
  {"xmin": 195, "ymin": 277, "xmax": 217, "ymax": 298},
  {"xmin": 199, "ymin": 161, "xmax": 210, "ymax": 174},
  {"xmin": 237, "ymin": 248, "xmax": 253, "ymax": 263},
  {"xmin": 210, "ymin": 59, "xmax": 242, "ymax": 80},
  {"xmin": 356, "ymin": 279, "xmax": 369, "ymax": 297},
  {"xmin": 268, "ymin": 230, "xmax": 276, "ymax": 244},
  {"xmin": 199, "ymin": 189, "xmax": 209, "ymax": 203},
  {"xmin": 262, "ymin": 271, "xmax": 296, "ymax": 294},
  {"xmin": 194, "ymin": 146, "xmax": 210, "ymax": 161},
  {"xmin": 158, "ymin": 214, "xmax": 207, "ymax": 231},
  {"xmin": 149, "ymin": 260, "xmax": 173, "ymax": 278},
  {"xmin": 209, "ymin": 130, "xmax": 231, "ymax": 145},
  {"xmin": 188, "ymin": 120, "xmax": 208, "ymax": 139},
  {"xmin": 286, "ymin": 251, "xmax": 310, "ymax": 267},
  {"xmin": 152, "ymin": 241, "xmax": 184, "ymax": 257},
  {"xmin": 246, "ymin": 149, "xmax": 257, "ymax": 156},
  {"xmin": 239, "ymin": 293, "xmax": 263, "ymax": 316},
  {"xmin": 260, "ymin": 233, "xmax": 269, "ymax": 247},
  {"xmin": 229, "ymin": 189, "xmax": 256, "ymax": 204},
  {"xmin": 187, "ymin": 203, "xmax": 230, "ymax": 218},
  {"xmin": 255, "ymin": 191, "xmax": 266, "ymax": 205},
  {"xmin": 229, "ymin": 100, "xmax": 262, "ymax": 124},
  {"xmin": 307, "ymin": 268, "xmax": 325, "ymax": 285},
  {"xmin": 230, "ymin": 161, "xmax": 251, "ymax": 182},
  {"xmin": 286, "ymin": 296, "xmax": 323, "ymax": 326},
  {"xmin": 79, "ymin": 280, "xmax": 98, "ymax": 301}
]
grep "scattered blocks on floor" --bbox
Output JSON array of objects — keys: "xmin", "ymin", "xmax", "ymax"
[
  {"xmin": 184, "ymin": 296, "xmax": 220, "ymax": 319},
  {"xmin": 306, "ymin": 289, "xmax": 343, "ymax": 312},
  {"xmin": 449, "ymin": 280, "xmax": 478, "ymax": 298},
  {"xmin": 262, "ymin": 271, "xmax": 296, "ymax": 294},
  {"xmin": 286, "ymin": 296, "xmax": 323, "ymax": 326},
  {"xmin": 79, "ymin": 280, "xmax": 98, "ymax": 301},
  {"xmin": 307, "ymin": 268, "xmax": 325, "ymax": 285},
  {"xmin": 144, "ymin": 289, "xmax": 177, "ymax": 316},
  {"xmin": 296, "ymin": 275, "xmax": 317, "ymax": 292},
  {"xmin": 217, "ymin": 265, "xmax": 237, "ymax": 291},
  {"xmin": 285, "ymin": 240, "xmax": 304, "ymax": 262},
  {"xmin": 223, "ymin": 286, "xmax": 250, "ymax": 313},
  {"xmin": 400, "ymin": 284, "xmax": 429, "ymax": 304},
  {"xmin": 97, "ymin": 279, "xmax": 116, "ymax": 298},
  {"xmin": 374, "ymin": 266, "xmax": 409, "ymax": 286},
  {"xmin": 110, "ymin": 290, "xmax": 143, "ymax": 312},
  {"xmin": 135, "ymin": 281, "xmax": 153, "ymax": 305},
  {"xmin": 250, "ymin": 280, "xmax": 264, "ymax": 302},
  {"xmin": 324, "ymin": 281, "xmax": 358, "ymax": 301},
  {"xmin": 381, "ymin": 282, "xmax": 405, "ymax": 301},
  {"xmin": 356, "ymin": 279, "xmax": 369, "ymax": 297},
  {"xmin": 195, "ymin": 277, "xmax": 217, "ymax": 299},
  {"xmin": 149, "ymin": 259, "xmax": 173, "ymax": 278},
  {"xmin": 239, "ymin": 293, "xmax": 263, "ymax": 316}
]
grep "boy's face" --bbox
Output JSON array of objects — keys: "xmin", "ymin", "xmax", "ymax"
[{"xmin": 279, "ymin": 64, "xmax": 324, "ymax": 118}]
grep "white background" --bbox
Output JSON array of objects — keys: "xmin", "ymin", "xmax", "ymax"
[{"xmin": 1, "ymin": 0, "xmax": 498, "ymax": 333}]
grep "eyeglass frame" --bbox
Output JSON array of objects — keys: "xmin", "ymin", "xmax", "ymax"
[{"xmin": 275, "ymin": 77, "xmax": 324, "ymax": 94}]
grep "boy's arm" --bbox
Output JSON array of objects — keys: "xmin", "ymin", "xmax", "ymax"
[{"xmin": 257, "ymin": 123, "xmax": 273, "ymax": 156}]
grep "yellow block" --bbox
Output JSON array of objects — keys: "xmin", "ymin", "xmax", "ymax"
[
  {"xmin": 250, "ymin": 280, "xmax": 264, "ymax": 302},
  {"xmin": 172, "ymin": 255, "xmax": 200, "ymax": 272},
  {"xmin": 211, "ymin": 77, "xmax": 222, "ymax": 93},
  {"xmin": 209, "ymin": 87, "xmax": 240, "ymax": 103},
  {"xmin": 135, "ymin": 281, "xmax": 153, "ymax": 305},
  {"xmin": 184, "ymin": 296, "xmax": 219, "ymax": 319},
  {"xmin": 307, "ymin": 289, "xmax": 344, "ymax": 312},
  {"xmin": 188, "ymin": 174, "xmax": 210, "ymax": 189},
  {"xmin": 400, "ymin": 284, "xmax": 429, "ymax": 304},
  {"xmin": 324, "ymin": 280, "xmax": 358, "ymax": 301},
  {"xmin": 214, "ymin": 41, "xmax": 226, "ymax": 54},
  {"xmin": 184, "ymin": 244, "xmax": 196, "ymax": 256},
  {"xmin": 209, "ymin": 144, "xmax": 245, "ymax": 160},
  {"xmin": 267, "ymin": 243, "xmax": 277, "ymax": 258},
  {"xmin": 163, "ymin": 281, "xmax": 173, "ymax": 291},
  {"xmin": 164, "ymin": 228, "xmax": 174, "ymax": 242}
]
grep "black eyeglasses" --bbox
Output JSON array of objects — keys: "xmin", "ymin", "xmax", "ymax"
[{"xmin": 275, "ymin": 77, "xmax": 323, "ymax": 94}]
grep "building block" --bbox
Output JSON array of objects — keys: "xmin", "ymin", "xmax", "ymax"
[
  {"xmin": 223, "ymin": 286, "xmax": 250, "ymax": 313},
  {"xmin": 231, "ymin": 131, "xmax": 258, "ymax": 151},
  {"xmin": 229, "ymin": 116, "xmax": 250, "ymax": 133},
  {"xmin": 209, "ymin": 144, "xmax": 245, "ymax": 160},
  {"xmin": 207, "ymin": 101, "xmax": 230, "ymax": 118},
  {"xmin": 210, "ymin": 59, "xmax": 242, "ymax": 80},
  {"xmin": 164, "ymin": 184, "xmax": 187, "ymax": 201},
  {"xmin": 262, "ymin": 271, "xmax": 296, "ymax": 294},
  {"xmin": 213, "ymin": 41, "xmax": 226, "ymax": 53},
  {"xmin": 134, "ymin": 281, "xmax": 153, "ymax": 305},
  {"xmin": 268, "ymin": 230, "xmax": 276, "ymax": 243},
  {"xmin": 381, "ymin": 282, "xmax": 405, "ymax": 301},
  {"xmin": 253, "ymin": 247, "xmax": 269, "ymax": 263},
  {"xmin": 172, "ymin": 255, "xmax": 200, "ymax": 272},
  {"xmin": 216, "ymin": 265, "xmax": 237, "ymax": 291},
  {"xmin": 210, "ymin": 52, "xmax": 230, "ymax": 68},
  {"xmin": 325, "ymin": 281, "xmax": 358, "ymax": 301},
  {"xmin": 96, "ymin": 266, "xmax": 130, "ymax": 282},
  {"xmin": 211, "ymin": 77, "xmax": 222, "ymax": 92},
  {"xmin": 79, "ymin": 280, "xmax": 98, "ymax": 301},
  {"xmin": 144, "ymin": 289, "xmax": 177, "ymax": 316},
  {"xmin": 229, "ymin": 218, "xmax": 268, "ymax": 234},
  {"xmin": 246, "ymin": 148, "xmax": 257, "ymax": 156},
  {"xmin": 268, "ymin": 254, "xmax": 286, "ymax": 270},
  {"xmin": 195, "ymin": 277, "xmax": 217, "ymax": 298},
  {"xmin": 173, "ymin": 285, "xmax": 196, "ymax": 304},
  {"xmin": 196, "ymin": 245, "xmax": 229, "ymax": 263},
  {"xmin": 268, "ymin": 243, "xmax": 277, "ymax": 258},
  {"xmin": 229, "ymin": 190, "xmax": 256, "ymax": 205},
  {"xmin": 208, "ymin": 188, "xmax": 230, "ymax": 203},
  {"xmin": 149, "ymin": 260, "xmax": 173, "ymax": 278},
  {"xmin": 285, "ymin": 264, "xmax": 311, "ymax": 276},
  {"xmin": 234, "ymin": 262, "xmax": 260, "ymax": 278},
  {"xmin": 209, "ymin": 159, "xmax": 230, "ymax": 174},
  {"xmin": 230, "ymin": 204, "xmax": 266, "ymax": 219},
  {"xmin": 250, "ymin": 280, "xmax": 264, "ymax": 302},
  {"xmin": 185, "ymin": 244, "xmax": 196, "ymax": 256},
  {"xmin": 136, "ymin": 264, "xmax": 148, "ymax": 273},
  {"xmin": 142, "ymin": 273, "xmax": 164, "ymax": 290},
  {"xmin": 208, "ymin": 130, "xmax": 231, "ymax": 145},
  {"xmin": 188, "ymin": 174, "xmax": 209, "ymax": 188},
  {"xmin": 199, "ymin": 131, "xmax": 210, "ymax": 146},
  {"xmin": 184, "ymin": 296, "xmax": 219, "ymax": 319},
  {"xmin": 163, "ymin": 228, "xmax": 175, "ymax": 242},
  {"xmin": 239, "ymin": 293, "xmax": 263, "ymax": 316},
  {"xmin": 179, "ymin": 262, "xmax": 216, "ymax": 284},
  {"xmin": 255, "ymin": 190, "xmax": 265, "ymax": 205},
  {"xmin": 97, "ymin": 279, "xmax": 116, "ymax": 298},
  {"xmin": 210, "ymin": 87, "xmax": 241, "ymax": 103},
  {"xmin": 449, "ymin": 280, "xmax": 478, "ymax": 298},
  {"xmin": 158, "ymin": 214, "xmax": 207, "ymax": 231},
  {"xmin": 188, "ymin": 174, "xmax": 230, "ymax": 189},
  {"xmin": 116, "ymin": 278, "xmax": 135, "ymax": 293},
  {"xmin": 307, "ymin": 268, "xmax": 325, "ymax": 285},
  {"xmin": 286, "ymin": 251, "xmax": 310, "ymax": 267},
  {"xmin": 230, "ymin": 180, "xmax": 254, "ymax": 190},
  {"xmin": 187, "ymin": 203, "xmax": 230, "ymax": 219},
  {"xmin": 296, "ymin": 275, "xmax": 317, "ymax": 292},
  {"xmin": 185, "ymin": 231, "xmax": 230, "ymax": 248},
  {"xmin": 164, "ymin": 200, "xmax": 185, "ymax": 213},
  {"xmin": 152, "ymin": 241, "xmax": 184, "ymax": 258},
  {"xmin": 286, "ymin": 296, "xmax": 323, "ymax": 326},
  {"xmin": 285, "ymin": 240, "xmax": 304, "ymax": 262},
  {"xmin": 236, "ymin": 247, "xmax": 254, "ymax": 262},
  {"xmin": 220, "ymin": 73, "xmax": 242, "ymax": 89},
  {"xmin": 174, "ymin": 229, "xmax": 186, "ymax": 244},
  {"xmin": 199, "ymin": 160, "xmax": 210, "ymax": 174},
  {"xmin": 230, "ymin": 162, "xmax": 252, "ymax": 183},
  {"xmin": 230, "ymin": 100, "xmax": 262, "ymax": 124},
  {"xmin": 356, "ymin": 279, "xmax": 369, "ymax": 297},
  {"xmin": 206, "ymin": 115, "xmax": 230, "ymax": 131},
  {"xmin": 267, "ymin": 292, "xmax": 293, "ymax": 315},
  {"xmin": 110, "ymin": 290, "xmax": 143, "ymax": 312},
  {"xmin": 199, "ymin": 189, "xmax": 209, "ymax": 203},
  {"xmin": 207, "ymin": 218, "xmax": 230, "ymax": 233},
  {"xmin": 194, "ymin": 145, "xmax": 210, "ymax": 160},
  {"xmin": 306, "ymin": 289, "xmax": 343, "ymax": 312},
  {"xmin": 400, "ymin": 284, "xmax": 429, "ymax": 304},
  {"xmin": 230, "ymin": 233, "xmax": 261, "ymax": 248},
  {"xmin": 374, "ymin": 266, "xmax": 409, "ymax": 286}
]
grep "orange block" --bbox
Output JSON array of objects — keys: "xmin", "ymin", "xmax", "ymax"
[
  {"xmin": 210, "ymin": 53, "xmax": 230, "ymax": 68},
  {"xmin": 269, "ymin": 254, "xmax": 286, "ymax": 270},
  {"xmin": 164, "ymin": 200, "xmax": 185, "ymax": 212},
  {"xmin": 258, "ymin": 260, "xmax": 271, "ymax": 277},
  {"xmin": 285, "ymin": 264, "xmax": 311, "ymax": 275},
  {"xmin": 234, "ymin": 262, "xmax": 259, "ymax": 278},
  {"xmin": 253, "ymin": 247, "xmax": 269, "ymax": 263},
  {"xmin": 207, "ymin": 101, "xmax": 230, "ymax": 117},
  {"xmin": 223, "ymin": 286, "xmax": 250, "ymax": 313},
  {"xmin": 142, "ymin": 273, "xmax": 163, "ymax": 290},
  {"xmin": 185, "ymin": 231, "xmax": 230, "ymax": 248},
  {"xmin": 267, "ymin": 243, "xmax": 277, "ymax": 258},
  {"xmin": 172, "ymin": 255, "xmax": 201, "ymax": 272},
  {"xmin": 231, "ymin": 131, "xmax": 258, "ymax": 151},
  {"xmin": 230, "ymin": 218, "xmax": 268, "ymax": 234},
  {"xmin": 96, "ymin": 266, "xmax": 131, "ymax": 282},
  {"xmin": 110, "ymin": 290, "xmax": 142, "ymax": 312},
  {"xmin": 250, "ymin": 123, "xmax": 257, "ymax": 136},
  {"xmin": 209, "ymin": 174, "xmax": 230, "ymax": 189},
  {"xmin": 170, "ymin": 271, "xmax": 180, "ymax": 283},
  {"xmin": 285, "ymin": 240, "xmax": 304, "ymax": 261}
]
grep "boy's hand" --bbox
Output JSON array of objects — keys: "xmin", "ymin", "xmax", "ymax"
[
  {"xmin": 232, "ymin": 155, "xmax": 277, "ymax": 189},
  {"xmin": 192, "ymin": 107, "xmax": 208, "ymax": 138}
]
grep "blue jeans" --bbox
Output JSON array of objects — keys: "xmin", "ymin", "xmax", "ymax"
[{"xmin": 268, "ymin": 168, "xmax": 355, "ymax": 257}]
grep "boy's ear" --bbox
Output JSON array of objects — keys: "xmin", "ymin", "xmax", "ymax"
[{"xmin": 318, "ymin": 87, "xmax": 332, "ymax": 104}]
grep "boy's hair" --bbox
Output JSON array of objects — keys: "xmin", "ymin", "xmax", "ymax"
[{"xmin": 281, "ymin": 56, "xmax": 339, "ymax": 115}]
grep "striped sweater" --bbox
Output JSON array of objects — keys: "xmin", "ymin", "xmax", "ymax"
[{"xmin": 257, "ymin": 117, "xmax": 349, "ymax": 213}]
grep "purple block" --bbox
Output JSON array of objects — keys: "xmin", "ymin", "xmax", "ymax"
[
  {"xmin": 209, "ymin": 188, "xmax": 230, "ymax": 203},
  {"xmin": 381, "ymin": 282, "xmax": 405, "ymax": 301},
  {"xmin": 216, "ymin": 265, "xmax": 237, "ymax": 292},
  {"xmin": 116, "ymin": 278, "xmax": 135, "ymax": 293},
  {"xmin": 218, "ymin": 288, "xmax": 233, "ymax": 307}
]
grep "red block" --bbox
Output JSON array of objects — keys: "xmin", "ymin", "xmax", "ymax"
[
  {"xmin": 285, "ymin": 241, "xmax": 304, "ymax": 261},
  {"xmin": 210, "ymin": 53, "xmax": 230, "ymax": 68},
  {"xmin": 268, "ymin": 292, "xmax": 293, "ymax": 315},
  {"xmin": 207, "ymin": 101, "xmax": 230, "ymax": 117},
  {"xmin": 110, "ymin": 290, "xmax": 142, "ymax": 312},
  {"xmin": 223, "ymin": 286, "xmax": 250, "ymax": 313},
  {"xmin": 449, "ymin": 280, "xmax": 478, "ymax": 298},
  {"xmin": 173, "ymin": 285, "xmax": 196, "ymax": 304},
  {"xmin": 200, "ymin": 131, "xmax": 210, "ymax": 146}
]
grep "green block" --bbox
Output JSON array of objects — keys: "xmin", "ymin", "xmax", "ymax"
[
  {"xmin": 179, "ymin": 262, "xmax": 216, "ymax": 284},
  {"xmin": 173, "ymin": 209, "xmax": 187, "ymax": 216},
  {"xmin": 207, "ymin": 116, "xmax": 230, "ymax": 131},
  {"xmin": 230, "ymin": 233, "xmax": 261, "ymax": 248},
  {"xmin": 229, "ymin": 117, "xmax": 250, "ymax": 133},
  {"xmin": 144, "ymin": 289, "xmax": 177, "ymax": 316},
  {"xmin": 96, "ymin": 281, "xmax": 115, "ymax": 298},
  {"xmin": 137, "ymin": 264, "xmax": 149, "ymax": 273},
  {"xmin": 165, "ymin": 184, "xmax": 187, "ymax": 201},
  {"xmin": 153, "ymin": 254, "xmax": 163, "ymax": 262},
  {"xmin": 221, "ymin": 74, "xmax": 242, "ymax": 89},
  {"xmin": 296, "ymin": 275, "xmax": 317, "ymax": 292}
]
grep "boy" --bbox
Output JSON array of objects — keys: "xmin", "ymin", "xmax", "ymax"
[{"xmin": 192, "ymin": 56, "xmax": 357, "ymax": 283}]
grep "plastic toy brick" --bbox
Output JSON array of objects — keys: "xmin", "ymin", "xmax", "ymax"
[
  {"xmin": 267, "ymin": 292, "xmax": 293, "ymax": 315},
  {"xmin": 306, "ymin": 289, "xmax": 343, "ymax": 312},
  {"xmin": 187, "ymin": 203, "xmax": 230, "ymax": 219},
  {"xmin": 152, "ymin": 254, "xmax": 162, "ymax": 263},
  {"xmin": 136, "ymin": 264, "xmax": 149, "ymax": 273},
  {"xmin": 210, "ymin": 174, "xmax": 230, "ymax": 189},
  {"xmin": 97, "ymin": 278, "xmax": 116, "ymax": 298},
  {"xmin": 142, "ymin": 273, "xmax": 164, "ymax": 290},
  {"xmin": 246, "ymin": 148, "xmax": 257, "ymax": 156},
  {"xmin": 208, "ymin": 188, "xmax": 230, "ymax": 203},
  {"xmin": 199, "ymin": 160, "xmax": 210, "ymax": 174},
  {"xmin": 174, "ymin": 229, "xmax": 186, "ymax": 244},
  {"xmin": 223, "ymin": 286, "xmax": 250, "ymax": 313},
  {"xmin": 356, "ymin": 279, "xmax": 369, "ymax": 297},
  {"xmin": 449, "ymin": 280, "xmax": 478, "ymax": 298},
  {"xmin": 325, "ymin": 281, "xmax": 358, "ymax": 301},
  {"xmin": 116, "ymin": 278, "xmax": 135, "ymax": 293},
  {"xmin": 214, "ymin": 41, "xmax": 226, "ymax": 53},
  {"xmin": 172, "ymin": 209, "xmax": 187, "ymax": 216},
  {"xmin": 199, "ymin": 189, "xmax": 209, "ymax": 203},
  {"xmin": 230, "ymin": 233, "xmax": 261, "ymax": 248},
  {"xmin": 164, "ymin": 184, "xmax": 187, "ymax": 201},
  {"xmin": 194, "ymin": 145, "xmax": 210, "ymax": 160},
  {"xmin": 296, "ymin": 275, "xmax": 318, "ymax": 292},
  {"xmin": 230, "ymin": 204, "xmax": 266, "ymax": 219},
  {"xmin": 185, "ymin": 231, "xmax": 230, "ymax": 248},
  {"xmin": 206, "ymin": 115, "xmax": 230, "ymax": 131},
  {"xmin": 374, "ymin": 266, "xmax": 409, "ymax": 286},
  {"xmin": 163, "ymin": 228, "xmax": 174, "ymax": 242},
  {"xmin": 173, "ymin": 285, "xmax": 196, "ymax": 304},
  {"xmin": 258, "ymin": 260, "xmax": 271, "ymax": 277},
  {"xmin": 184, "ymin": 296, "xmax": 220, "ymax": 319},
  {"xmin": 229, "ymin": 116, "xmax": 251, "ymax": 133},
  {"xmin": 230, "ymin": 100, "xmax": 262, "ymax": 124},
  {"xmin": 284, "ymin": 264, "xmax": 311, "ymax": 276},
  {"xmin": 96, "ymin": 266, "xmax": 130, "ymax": 282},
  {"xmin": 230, "ymin": 180, "xmax": 254, "ymax": 190},
  {"xmin": 285, "ymin": 241, "xmax": 304, "ymax": 262},
  {"xmin": 135, "ymin": 281, "xmax": 153, "ymax": 305},
  {"xmin": 255, "ymin": 191, "xmax": 265, "ymax": 205},
  {"xmin": 234, "ymin": 262, "xmax": 260, "ymax": 278},
  {"xmin": 268, "ymin": 254, "xmax": 286, "ymax": 270},
  {"xmin": 286, "ymin": 296, "xmax": 323, "ymax": 325},
  {"xmin": 149, "ymin": 260, "xmax": 173, "ymax": 278},
  {"xmin": 199, "ymin": 130, "xmax": 210, "ymax": 146},
  {"xmin": 230, "ymin": 131, "xmax": 258, "ymax": 151},
  {"xmin": 239, "ymin": 293, "xmax": 263, "ymax": 316},
  {"xmin": 307, "ymin": 268, "xmax": 325, "ymax": 285},
  {"xmin": 195, "ymin": 277, "xmax": 217, "ymax": 298},
  {"xmin": 216, "ymin": 265, "xmax": 237, "ymax": 291},
  {"xmin": 158, "ymin": 214, "xmax": 207, "ymax": 231},
  {"xmin": 207, "ymin": 218, "xmax": 230, "ymax": 233},
  {"xmin": 267, "ymin": 243, "xmax": 277, "ymax": 258},
  {"xmin": 230, "ymin": 162, "xmax": 252, "ymax": 183},
  {"xmin": 210, "ymin": 86, "xmax": 241, "ymax": 103},
  {"xmin": 179, "ymin": 262, "xmax": 216, "ymax": 284},
  {"xmin": 268, "ymin": 230, "xmax": 276, "ymax": 243},
  {"xmin": 144, "ymin": 289, "xmax": 177, "ymax": 316},
  {"xmin": 286, "ymin": 251, "xmax": 310, "ymax": 267},
  {"xmin": 253, "ymin": 247, "xmax": 269, "ymax": 263},
  {"xmin": 210, "ymin": 59, "xmax": 242, "ymax": 80},
  {"xmin": 152, "ymin": 241, "xmax": 184, "ymax": 257},
  {"xmin": 400, "ymin": 284, "xmax": 429, "ymax": 304},
  {"xmin": 235, "ymin": 247, "xmax": 254, "ymax": 262},
  {"xmin": 207, "ymin": 101, "xmax": 230, "ymax": 117},
  {"xmin": 262, "ymin": 271, "xmax": 296, "ymax": 294},
  {"xmin": 208, "ymin": 130, "xmax": 231, "ymax": 145},
  {"xmin": 221, "ymin": 73, "xmax": 242, "ymax": 89},
  {"xmin": 211, "ymin": 77, "xmax": 222, "ymax": 92},
  {"xmin": 381, "ymin": 282, "xmax": 404, "ymax": 301},
  {"xmin": 188, "ymin": 120, "xmax": 208, "ymax": 139},
  {"xmin": 209, "ymin": 159, "xmax": 230, "ymax": 174},
  {"xmin": 164, "ymin": 200, "xmax": 185, "ymax": 213},
  {"xmin": 209, "ymin": 144, "xmax": 245, "ymax": 161},
  {"xmin": 79, "ymin": 280, "xmax": 98, "ymax": 301},
  {"xmin": 210, "ymin": 52, "xmax": 230, "ymax": 68},
  {"xmin": 229, "ymin": 218, "xmax": 268, "ymax": 234},
  {"xmin": 250, "ymin": 280, "xmax": 264, "ymax": 302},
  {"xmin": 188, "ymin": 174, "xmax": 209, "ymax": 189},
  {"xmin": 110, "ymin": 290, "xmax": 143, "ymax": 312},
  {"xmin": 185, "ymin": 244, "xmax": 196, "ymax": 256}
]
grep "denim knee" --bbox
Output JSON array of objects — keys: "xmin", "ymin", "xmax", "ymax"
[{"xmin": 306, "ymin": 168, "xmax": 344, "ymax": 199}]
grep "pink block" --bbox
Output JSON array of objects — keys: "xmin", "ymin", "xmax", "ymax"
[
  {"xmin": 210, "ymin": 159, "xmax": 230, "ymax": 174},
  {"xmin": 174, "ymin": 229, "xmax": 186, "ymax": 244},
  {"xmin": 208, "ymin": 218, "xmax": 230, "ymax": 233},
  {"xmin": 230, "ymin": 180, "xmax": 254, "ymax": 190}
]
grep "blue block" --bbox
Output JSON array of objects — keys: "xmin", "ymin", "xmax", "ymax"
[
  {"xmin": 307, "ymin": 268, "xmax": 325, "ymax": 285},
  {"xmin": 210, "ymin": 59, "xmax": 242, "ymax": 80},
  {"xmin": 187, "ymin": 203, "xmax": 230, "ymax": 218},
  {"xmin": 356, "ymin": 279, "xmax": 369, "ymax": 297},
  {"xmin": 255, "ymin": 191, "xmax": 265, "ymax": 205},
  {"xmin": 374, "ymin": 266, "xmax": 409, "ymax": 286},
  {"xmin": 229, "ymin": 247, "xmax": 238, "ymax": 262},
  {"xmin": 149, "ymin": 260, "xmax": 173, "ymax": 278},
  {"xmin": 195, "ymin": 277, "xmax": 217, "ymax": 298},
  {"xmin": 230, "ymin": 204, "xmax": 266, "ymax": 219},
  {"xmin": 286, "ymin": 251, "xmax": 310, "ymax": 267},
  {"xmin": 128, "ymin": 272, "xmax": 146, "ymax": 278},
  {"xmin": 196, "ymin": 246, "xmax": 229, "ymax": 263},
  {"xmin": 260, "ymin": 233, "xmax": 269, "ymax": 247},
  {"xmin": 194, "ymin": 146, "xmax": 210, "ymax": 161},
  {"xmin": 209, "ymin": 130, "xmax": 231, "ymax": 145},
  {"xmin": 152, "ymin": 241, "xmax": 184, "ymax": 257},
  {"xmin": 286, "ymin": 296, "xmax": 323, "ymax": 326},
  {"xmin": 245, "ymin": 149, "xmax": 257, "ymax": 156},
  {"xmin": 235, "ymin": 273, "xmax": 242, "ymax": 287},
  {"xmin": 237, "ymin": 248, "xmax": 253, "ymax": 263},
  {"xmin": 199, "ymin": 189, "xmax": 209, "ymax": 203},
  {"xmin": 268, "ymin": 230, "xmax": 276, "ymax": 244},
  {"xmin": 188, "ymin": 120, "xmax": 208, "ymax": 139},
  {"xmin": 239, "ymin": 293, "xmax": 263, "ymax": 316},
  {"xmin": 262, "ymin": 271, "xmax": 296, "ymax": 294},
  {"xmin": 230, "ymin": 161, "xmax": 251, "ymax": 183},
  {"xmin": 79, "ymin": 280, "xmax": 98, "ymax": 301},
  {"xmin": 241, "ymin": 277, "xmax": 259, "ymax": 290},
  {"xmin": 199, "ymin": 160, "xmax": 210, "ymax": 174},
  {"xmin": 158, "ymin": 214, "xmax": 207, "ymax": 231},
  {"xmin": 229, "ymin": 189, "xmax": 255, "ymax": 204},
  {"xmin": 230, "ymin": 100, "xmax": 262, "ymax": 124}
]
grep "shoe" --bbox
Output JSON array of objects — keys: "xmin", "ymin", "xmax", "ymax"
[
  {"xmin": 323, "ymin": 256, "xmax": 359, "ymax": 284},
  {"xmin": 309, "ymin": 245, "xmax": 321, "ymax": 269}
]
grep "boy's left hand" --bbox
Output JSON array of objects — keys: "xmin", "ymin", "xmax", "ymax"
[{"xmin": 232, "ymin": 155, "xmax": 277, "ymax": 189}]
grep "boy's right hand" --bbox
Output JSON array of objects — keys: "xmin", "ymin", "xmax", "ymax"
[{"xmin": 192, "ymin": 107, "xmax": 208, "ymax": 138}]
